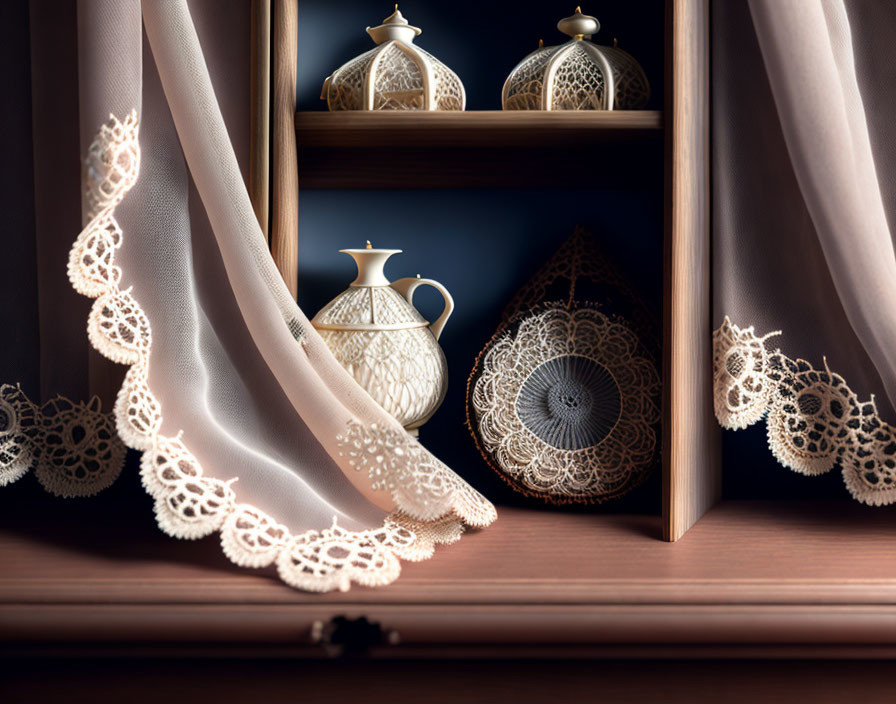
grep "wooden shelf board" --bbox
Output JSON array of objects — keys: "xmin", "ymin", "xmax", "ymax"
[
  {"xmin": 5, "ymin": 500, "xmax": 896, "ymax": 655},
  {"xmin": 4, "ymin": 500, "xmax": 896, "ymax": 607},
  {"xmin": 295, "ymin": 110, "xmax": 663, "ymax": 148},
  {"xmin": 294, "ymin": 110, "xmax": 663, "ymax": 189}
]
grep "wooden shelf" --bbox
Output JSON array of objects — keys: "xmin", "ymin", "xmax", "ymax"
[
  {"xmin": 5, "ymin": 500, "xmax": 896, "ymax": 658},
  {"xmin": 295, "ymin": 110, "xmax": 663, "ymax": 189}
]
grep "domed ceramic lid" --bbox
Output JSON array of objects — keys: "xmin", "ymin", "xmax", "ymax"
[
  {"xmin": 367, "ymin": 6, "xmax": 421, "ymax": 45},
  {"xmin": 501, "ymin": 7, "xmax": 650, "ymax": 111}
]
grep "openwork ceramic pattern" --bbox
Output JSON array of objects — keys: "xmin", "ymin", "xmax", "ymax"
[
  {"xmin": 322, "ymin": 8, "xmax": 465, "ymax": 111},
  {"xmin": 502, "ymin": 8, "xmax": 650, "ymax": 111}
]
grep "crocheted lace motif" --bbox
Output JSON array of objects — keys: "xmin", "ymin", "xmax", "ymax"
[
  {"xmin": 0, "ymin": 384, "xmax": 125, "ymax": 497},
  {"xmin": 714, "ymin": 316, "xmax": 896, "ymax": 505},
  {"xmin": 470, "ymin": 306, "xmax": 660, "ymax": 501},
  {"xmin": 68, "ymin": 112, "xmax": 482, "ymax": 592},
  {"xmin": 337, "ymin": 422, "xmax": 497, "ymax": 527}
]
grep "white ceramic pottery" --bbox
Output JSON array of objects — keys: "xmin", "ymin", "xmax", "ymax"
[{"xmin": 311, "ymin": 243, "xmax": 454, "ymax": 435}]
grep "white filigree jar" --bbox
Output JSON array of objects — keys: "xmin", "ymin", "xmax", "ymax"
[
  {"xmin": 321, "ymin": 7, "xmax": 466, "ymax": 111},
  {"xmin": 311, "ymin": 244, "xmax": 454, "ymax": 435},
  {"xmin": 502, "ymin": 7, "xmax": 650, "ymax": 111}
]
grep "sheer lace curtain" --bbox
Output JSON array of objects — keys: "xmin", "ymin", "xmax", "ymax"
[
  {"xmin": 713, "ymin": 0, "xmax": 896, "ymax": 504},
  {"xmin": 0, "ymin": 0, "xmax": 127, "ymax": 499},
  {"xmin": 6, "ymin": 0, "xmax": 494, "ymax": 593}
]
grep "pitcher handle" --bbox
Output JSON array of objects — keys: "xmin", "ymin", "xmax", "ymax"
[{"xmin": 391, "ymin": 277, "xmax": 454, "ymax": 341}]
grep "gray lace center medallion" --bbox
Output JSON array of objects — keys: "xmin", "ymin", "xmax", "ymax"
[{"xmin": 516, "ymin": 355, "xmax": 621, "ymax": 451}]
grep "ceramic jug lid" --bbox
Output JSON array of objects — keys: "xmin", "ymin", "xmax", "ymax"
[
  {"xmin": 310, "ymin": 241, "xmax": 429, "ymax": 331},
  {"xmin": 367, "ymin": 5, "xmax": 422, "ymax": 45},
  {"xmin": 557, "ymin": 7, "xmax": 600, "ymax": 40}
]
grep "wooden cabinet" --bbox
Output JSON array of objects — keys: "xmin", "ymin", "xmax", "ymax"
[{"xmin": 6, "ymin": 1, "xmax": 896, "ymax": 682}]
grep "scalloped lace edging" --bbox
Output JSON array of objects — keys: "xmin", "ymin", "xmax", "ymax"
[
  {"xmin": 67, "ymin": 111, "xmax": 477, "ymax": 592},
  {"xmin": 714, "ymin": 315, "xmax": 896, "ymax": 505},
  {"xmin": 0, "ymin": 383, "xmax": 125, "ymax": 497}
]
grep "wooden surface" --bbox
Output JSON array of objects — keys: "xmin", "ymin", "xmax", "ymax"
[
  {"xmin": 270, "ymin": 0, "xmax": 298, "ymax": 297},
  {"xmin": 5, "ymin": 500, "xmax": 896, "ymax": 657},
  {"xmin": 249, "ymin": 0, "xmax": 271, "ymax": 240},
  {"xmin": 6, "ymin": 659, "xmax": 896, "ymax": 703},
  {"xmin": 662, "ymin": 0, "xmax": 720, "ymax": 541},
  {"xmin": 295, "ymin": 110, "xmax": 663, "ymax": 147},
  {"xmin": 294, "ymin": 110, "xmax": 663, "ymax": 189}
]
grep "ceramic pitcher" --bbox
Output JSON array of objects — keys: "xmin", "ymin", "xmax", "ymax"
[{"xmin": 311, "ymin": 243, "xmax": 454, "ymax": 435}]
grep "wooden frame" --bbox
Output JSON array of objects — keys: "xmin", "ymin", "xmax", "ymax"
[
  {"xmin": 661, "ymin": 0, "xmax": 720, "ymax": 539},
  {"xmin": 270, "ymin": 0, "xmax": 299, "ymax": 298},
  {"xmin": 249, "ymin": 0, "xmax": 271, "ymax": 241}
]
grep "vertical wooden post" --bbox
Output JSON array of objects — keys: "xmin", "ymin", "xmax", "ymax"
[
  {"xmin": 271, "ymin": 0, "xmax": 299, "ymax": 298},
  {"xmin": 662, "ymin": 0, "xmax": 720, "ymax": 541},
  {"xmin": 249, "ymin": 0, "xmax": 271, "ymax": 241}
]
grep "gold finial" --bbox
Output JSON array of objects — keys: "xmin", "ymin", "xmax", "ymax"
[
  {"xmin": 395, "ymin": 3, "xmax": 398, "ymax": 9},
  {"xmin": 538, "ymin": 38, "xmax": 544, "ymax": 48},
  {"xmin": 366, "ymin": 240, "xmax": 372, "ymax": 249},
  {"xmin": 575, "ymin": 6, "xmax": 582, "ymax": 13},
  {"xmin": 613, "ymin": 37, "xmax": 618, "ymax": 48}
]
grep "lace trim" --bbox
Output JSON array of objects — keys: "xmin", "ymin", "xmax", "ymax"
[
  {"xmin": 337, "ymin": 421, "xmax": 498, "ymax": 527},
  {"xmin": 714, "ymin": 316, "xmax": 896, "ymax": 505},
  {"xmin": 68, "ymin": 112, "xmax": 473, "ymax": 592},
  {"xmin": 0, "ymin": 384, "xmax": 125, "ymax": 497}
]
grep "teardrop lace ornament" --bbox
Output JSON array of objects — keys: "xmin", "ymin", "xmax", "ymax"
[
  {"xmin": 139, "ymin": 433, "xmax": 203, "ymax": 499},
  {"xmin": 221, "ymin": 505, "xmax": 291, "ymax": 569},
  {"xmin": 155, "ymin": 476, "xmax": 238, "ymax": 540},
  {"xmin": 714, "ymin": 316, "xmax": 896, "ymax": 505},
  {"xmin": 114, "ymin": 361, "xmax": 162, "ymax": 450},
  {"xmin": 712, "ymin": 318, "xmax": 780, "ymax": 430},
  {"xmin": 68, "ymin": 209, "xmax": 123, "ymax": 297},
  {"xmin": 67, "ymin": 111, "xmax": 490, "ymax": 592},
  {"xmin": 87, "ymin": 289, "xmax": 152, "ymax": 365},
  {"xmin": 276, "ymin": 520, "xmax": 401, "ymax": 593},
  {"xmin": 84, "ymin": 110, "xmax": 140, "ymax": 218}
]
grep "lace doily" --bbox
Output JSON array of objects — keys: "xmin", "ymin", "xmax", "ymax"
[
  {"xmin": 714, "ymin": 316, "xmax": 896, "ymax": 505},
  {"xmin": 470, "ymin": 306, "xmax": 660, "ymax": 502},
  {"xmin": 68, "ymin": 111, "xmax": 487, "ymax": 592},
  {"xmin": 0, "ymin": 384, "xmax": 125, "ymax": 497}
]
